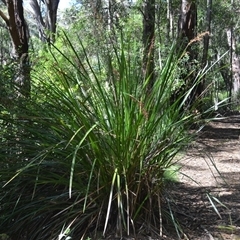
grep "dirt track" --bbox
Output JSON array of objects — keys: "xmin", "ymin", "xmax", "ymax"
[{"xmin": 176, "ymin": 114, "xmax": 240, "ymax": 239}]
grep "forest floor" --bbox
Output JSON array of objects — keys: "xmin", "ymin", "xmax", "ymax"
[{"xmin": 170, "ymin": 112, "xmax": 240, "ymax": 240}]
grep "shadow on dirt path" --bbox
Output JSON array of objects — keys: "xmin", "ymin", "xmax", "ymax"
[{"xmin": 174, "ymin": 114, "xmax": 240, "ymax": 240}]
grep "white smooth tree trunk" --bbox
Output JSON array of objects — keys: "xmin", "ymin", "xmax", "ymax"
[
  {"xmin": 166, "ymin": 0, "xmax": 174, "ymax": 39},
  {"xmin": 226, "ymin": 28, "xmax": 240, "ymax": 100}
]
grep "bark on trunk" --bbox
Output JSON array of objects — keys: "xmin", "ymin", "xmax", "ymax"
[
  {"xmin": 178, "ymin": 0, "xmax": 197, "ymax": 42},
  {"xmin": 142, "ymin": 0, "xmax": 155, "ymax": 92},
  {"xmin": 202, "ymin": 0, "xmax": 212, "ymax": 68},
  {"xmin": 201, "ymin": 0, "xmax": 212, "ymax": 103},
  {"xmin": 29, "ymin": 0, "xmax": 59, "ymax": 43},
  {"xmin": 29, "ymin": 0, "xmax": 46, "ymax": 41},
  {"xmin": 1, "ymin": 0, "xmax": 30, "ymax": 98},
  {"xmin": 166, "ymin": 0, "xmax": 174, "ymax": 40},
  {"xmin": 226, "ymin": 28, "xmax": 240, "ymax": 101},
  {"xmin": 177, "ymin": 0, "xmax": 199, "ymax": 107},
  {"xmin": 45, "ymin": 0, "xmax": 59, "ymax": 43}
]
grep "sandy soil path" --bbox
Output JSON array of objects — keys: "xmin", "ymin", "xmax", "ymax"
[{"xmin": 176, "ymin": 114, "xmax": 240, "ymax": 239}]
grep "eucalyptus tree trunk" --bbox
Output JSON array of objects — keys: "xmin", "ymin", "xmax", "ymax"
[
  {"xmin": 0, "ymin": 0, "xmax": 30, "ymax": 98},
  {"xmin": 201, "ymin": 0, "xmax": 212, "ymax": 103},
  {"xmin": 142, "ymin": 0, "xmax": 155, "ymax": 91},
  {"xmin": 166, "ymin": 0, "xmax": 174, "ymax": 40},
  {"xmin": 107, "ymin": 0, "xmax": 115, "ymax": 31},
  {"xmin": 29, "ymin": 0, "xmax": 60, "ymax": 43},
  {"xmin": 178, "ymin": 0, "xmax": 199, "ymax": 107},
  {"xmin": 90, "ymin": 0, "xmax": 103, "ymax": 20},
  {"xmin": 202, "ymin": 0, "xmax": 212, "ymax": 68},
  {"xmin": 178, "ymin": 0, "xmax": 197, "ymax": 42},
  {"xmin": 226, "ymin": 28, "xmax": 240, "ymax": 101}
]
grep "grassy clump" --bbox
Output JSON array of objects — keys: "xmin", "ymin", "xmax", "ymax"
[{"xmin": 0, "ymin": 36, "xmax": 200, "ymax": 239}]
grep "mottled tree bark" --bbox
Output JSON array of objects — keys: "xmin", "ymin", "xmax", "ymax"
[
  {"xmin": 226, "ymin": 28, "xmax": 240, "ymax": 101},
  {"xmin": 202, "ymin": 0, "xmax": 212, "ymax": 68},
  {"xmin": 0, "ymin": 0, "xmax": 30, "ymax": 98},
  {"xmin": 178, "ymin": 0, "xmax": 199, "ymax": 107},
  {"xmin": 166, "ymin": 0, "xmax": 174, "ymax": 40},
  {"xmin": 201, "ymin": 0, "xmax": 212, "ymax": 102},
  {"xmin": 178, "ymin": 0, "xmax": 197, "ymax": 42},
  {"xmin": 29, "ymin": 0, "xmax": 60, "ymax": 43}
]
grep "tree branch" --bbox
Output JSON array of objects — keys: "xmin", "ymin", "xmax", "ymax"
[{"xmin": 0, "ymin": 9, "xmax": 9, "ymax": 25}]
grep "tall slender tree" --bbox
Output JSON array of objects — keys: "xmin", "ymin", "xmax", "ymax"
[
  {"xmin": 142, "ymin": 0, "xmax": 155, "ymax": 91},
  {"xmin": 178, "ymin": 0, "xmax": 199, "ymax": 106},
  {"xmin": 0, "ymin": 0, "xmax": 30, "ymax": 98},
  {"xmin": 202, "ymin": 0, "xmax": 212, "ymax": 69},
  {"xmin": 226, "ymin": 28, "xmax": 240, "ymax": 101},
  {"xmin": 201, "ymin": 0, "xmax": 212, "ymax": 102},
  {"xmin": 178, "ymin": 0, "xmax": 197, "ymax": 42},
  {"xmin": 166, "ymin": 0, "xmax": 174, "ymax": 40},
  {"xmin": 226, "ymin": 0, "xmax": 240, "ymax": 101},
  {"xmin": 29, "ymin": 0, "xmax": 60, "ymax": 43}
]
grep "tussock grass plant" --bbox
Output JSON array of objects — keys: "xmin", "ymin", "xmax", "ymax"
[{"xmin": 0, "ymin": 36, "xmax": 207, "ymax": 239}]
